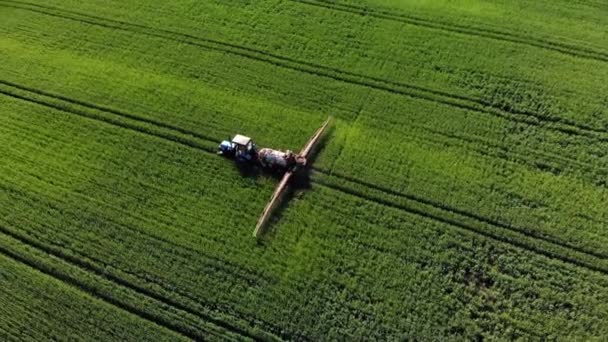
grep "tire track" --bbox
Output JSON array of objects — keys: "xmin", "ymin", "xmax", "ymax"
[
  {"xmin": 313, "ymin": 168, "xmax": 608, "ymax": 260},
  {"xmin": 0, "ymin": 86, "xmax": 217, "ymax": 155},
  {"xmin": 0, "ymin": 219, "xmax": 265, "ymax": 340},
  {"xmin": 2, "ymin": 86, "xmax": 605, "ymax": 336},
  {"xmin": 1, "ymin": 172, "xmax": 271, "ymax": 288},
  {"xmin": 311, "ymin": 175, "xmax": 608, "ymax": 276},
  {"xmin": 0, "ymin": 80, "xmax": 218, "ymax": 144},
  {"xmin": 1, "ymin": 134, "xmax": 286, "ymax": 284},
  {"xmin": 0, "ymin": 153, "xmax": 274, "ymax": 287},
  {"xmin": 0, "ymin": 91, "xmax": 279, "ymax": 338},
  {"xmin": 362, "ymin": 116, "xmax": 608, "ymax": 185},
  {"xmin": 3, "ymin": 83, "xmax": 606, "ymax": 261},
  {"xmin": 3, "ymin": 81, "xmax": 607, "ymax": 268},
  {"xmin": 0, "ymin": 228, "xmax": 231, "ymax": 341},
  {"xmin": 4, "ymin": 78, "xmax": 605, "ymax": 187},
  {"xmin": 0, "ymin": 248, "xmax": 213, "ymax": 341},
  {"xmin": 0, "ymin": 124, "xmax": 296, "ymax": 339},
  {"xmin": 0, "ymin": 183, "xmax": 300, "ymax": 341},
  {"xmin": 4, "ymin": 78, "xmax": 605, "ymax": 186},
  {"xmin": 289, "ymin": 0, "xmax": 608, "ymax": 63},
  {"xmin": 2, "ymin": 1, "xmax": 607, "ymax": 142}
]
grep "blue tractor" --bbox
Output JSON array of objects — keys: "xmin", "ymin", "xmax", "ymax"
[{"xmin": 218, "ymin": 134, "xmax": 258, "ymax": 163}]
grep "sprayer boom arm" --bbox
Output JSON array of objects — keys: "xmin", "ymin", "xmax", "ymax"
[
  {"xmin": 300, "ymin": 118, "xmax": 332, "ymax": 159},
  {"xmin": 253, "ymin": 117, "xmax": 331, "ymax": 238},
  {"xmin": 253, "ymin": 171, "xmax": 293, "ymax": 238}
]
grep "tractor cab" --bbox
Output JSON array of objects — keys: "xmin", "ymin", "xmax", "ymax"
[{"xmin": 218, "ymin": 134, "xmax": 257, "ymax": 162}]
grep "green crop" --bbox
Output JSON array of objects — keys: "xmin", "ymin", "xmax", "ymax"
[{"xmin": 1, "ymin": 0, "xmax": 607, "ymax": 340}]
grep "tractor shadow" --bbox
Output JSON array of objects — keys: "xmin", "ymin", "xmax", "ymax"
[{"xmin": 233, "ymin": 162, "xmax": 284, "ymax": 181}]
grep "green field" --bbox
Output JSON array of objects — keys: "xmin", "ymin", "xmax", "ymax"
[{"xmin": 1, "ymin": 0, "xmax": 607, "ymax": 340}]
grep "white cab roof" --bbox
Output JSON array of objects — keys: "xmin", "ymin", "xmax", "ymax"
[{"xmin": 232, "ymin": 134, "xmax": 252, "ymax": 146}]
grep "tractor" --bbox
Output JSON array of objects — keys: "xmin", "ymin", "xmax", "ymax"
[
  {"xmin": 217, "ymin": 118, "xmax": 331, "ymax": 238},
  {"xmin": 218, "ymin": 134, "xmax": 306, "ymax": 171},
  {"xmin": 218, "ymin": 134, "xmax": 257, "ymax": 163}
]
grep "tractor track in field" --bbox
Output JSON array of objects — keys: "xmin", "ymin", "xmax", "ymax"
[
  {"xmin": 0, "ymin": 215, "xmax": 284, "ymax": 341},
  {"xmin": 312, "ymin": 175, "xmax": 608, "ymax": 276},
  {"xmin": 1, "ymin": 148, "xmax": 302, "ymax": 338},
  {"xmin": 288, "ymin": 0, "xmax": 608, "ymax": 63},
  {"xmin": 2, "ymin": 1, "xmax": 608, "ymax": 143},
  {"xmin": 0, "ymin": 80, "xmax": 217, "ymax": 144},
  {"xmin": 1, "ymin": 158, "xmax": 290, "ymax": 298},
  {"xmin": 1, "ymin": 152, "xmax": 275, "ymax": 287},
  {"xmin": 6, "ymin": 76, "xmax": 608, "ymax": 190},
  {"xmin": 0, "ymin": 94, "xmax": 282, "ymax": 338},
  {"xmin": 3, "ymin": 78, "xmax": 606, "ymax": 185},
  {"xmin": 9, "ymin": 181, "xmax": 272, "ymax": 289},
  {"xmin": 0, "ymin": 81, "xmax": 608, "ymax": 268},
  {"xmin": 419, "ymin": 126, "xmax": 602, "ymax": 174},
  {"xmin": 3, "ymin": 82, "xmax": 607, "ymax": 272},
  {"xmin": 0, "ymin": 81, "xmax": 222, "ymax": 154},
  {"xmin": 0, "ymin": 86, "xmax": 217, "ymax": 154},
  {"xmin": 0, "ymin": 185, "xmax": 303, "ymax": 341},
  {"xmin": 0, "ymin": 244, "xmax": 219, "ymax": 341},
  {"xmin": 362, "ymin": 118, "xmax": 608, "ymax": 185},
  {"xmin": 312, "ymin": 168, "xmax": 608, "ymax": 260},
  {"xmin": 0, "ymin": 226, "xmax": 238, "ymax": 341},
  {"xmin": 0, "ymin": 246, "xmax": 198, "ymax": 340}
]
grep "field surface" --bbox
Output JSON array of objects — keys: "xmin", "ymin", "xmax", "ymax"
[{"xmin": 1, "ymin": 0, "xmax": 608, "ymax": 340}]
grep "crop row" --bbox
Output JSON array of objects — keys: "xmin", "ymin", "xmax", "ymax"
[
  {"xmin": 0, "ymin": 31, "xmax": 326, "ymax": 150},
  {"xmin": 3, "ymin": 0, "xmax": 608, "ymax": 338},
  {"xmin": 1, "ymin": 5, "xmax": 605, "ymax": 192},
  {"xmin": 0, "ymin": 80, "xmax": 218, "ymax": 151},
  {"xmin": 2, "ymin": 0, "xmax": 607, "ymax": 139},
  {"xmin": 4, "ymin": 158, "xmax": 607, "ymax": 339},
  {"xmin": 289, "ymin": 0, "xmax": 608, "ymax": 62},
  {"xmin": 4, "ymin": 72, "xmax": 605, "ymax": 189},
  {"xmin": 0, "ymin": 150, "xmax": 270, "ymax": 287},
  {"xmin": 7, "ymin": 68, "xmax": 605, "ymax": 198},
  {"xmin": 0, "ymin": 246, "xmax": 186, "ymax": 341},
  {"xmin": 3, "ymin": 182, "xmax": 280, "ymax": 338},
  {"xmin": 0, "ymin": 169, "xmax": 277, "ymax": 339},
  {"xmin": 2, "ymin": 83, "xmax": 605, "ymax": 270},
  {"xmin": 315, "ymin": 113, "xmax": 608, "ymax": 249},
  {"xmin": 353, "ymin": 110, "xmax": 607, "ymax": 186},
  {"xmin": 0, "ymin": 97, "xmax": 337, "ymax": 339},
  {"xmin": 311, "ymin": 170, "xmax": 608, "ymax": 274},
  {"xmin": 2, "ymin": 15, "xmax": 606, "ymax": 173},
  {"xmin": 266, "ymin": 184, "xmax": 608, "ymax": 339},
  {"xmin": 1, "ymin": 7, "xmax": 605, "ymax": 169},
  {"xmin": 0, "ymin": 103, "xmax": 281, "ymax": 281},
  {"xmin": 107, "ymin": 0, "xmax": 606, "ymax": 128},
  {"xmin": 1, "ymin": 86, "xmax": 605, "ymax": 281},
  {"xmin": 3, "ymin": 97, "xmax": 608, "ymax": 338},
  {"xmin": 0, "ymin": 226, "xmax": 239, "ymax": 341}
]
